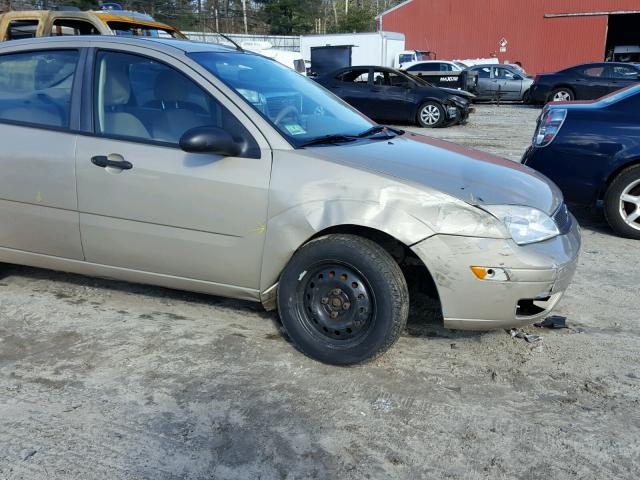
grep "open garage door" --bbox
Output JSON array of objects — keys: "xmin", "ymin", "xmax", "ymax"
[{"xmin": 606, "ymin": 13, "xmax": 640, "ymax": 62}]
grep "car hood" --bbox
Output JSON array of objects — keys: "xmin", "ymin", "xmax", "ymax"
[
  {"xmin": 309, "ymin": 133, "xmax": 563, "ymax": 215},
  {"xmin": 439, "ymin": 87, "xmax": 476, "ymax": 100}
]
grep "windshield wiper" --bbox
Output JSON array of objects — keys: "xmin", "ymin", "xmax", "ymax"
[
  {"xmin": 299, "ymin": 134, "xmax": 358, "ymax": 147},
  {"xmin": 299, "ymin": 126, "xmax": 405, "ymax": 148},
  {"xmin": 357, "ymin": 125, "xmax": 405, "ymax": 138}
]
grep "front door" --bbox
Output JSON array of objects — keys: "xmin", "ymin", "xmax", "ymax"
[
  {"xmin": 369, "ymin": 70, "xmax": 411, "ymax": 122},
  {"xmin": 0, "ymin": 48, "xmax": 83, "ymax": 259},
  {"xmin": 608, "ymin": 64, "xmax": 640, "ymax": 93},
  {"xmin": 493, "ymin": 67, "xmax": 522, "ymax": 100},
  {"xmin": 76, "ymin": 49, "xmax": 271, "ymax": 290}
]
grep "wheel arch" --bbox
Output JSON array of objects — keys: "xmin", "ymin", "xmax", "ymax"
[
  {"xmin": 548, "ymin": 84, "xmax": 576, "ymax": 101},
  {"xmin": 598, "ymin": 156, "xmax": 640, "ymax": 202},
  {"xmin": 259, "ymin": 220, "xmax": 440, "ymax": 311}
]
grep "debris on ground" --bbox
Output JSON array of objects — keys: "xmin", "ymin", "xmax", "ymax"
[
  {"xmin": 535, "ymin": 315, "xmax": 568, "ymax": 329},
  {"xmin": 508, "ymin": 329, "xmax": 543, "ymax": 343},
  {"xmin": 22, "ymin": 450, "xmax": 37, "ymax": 461}
]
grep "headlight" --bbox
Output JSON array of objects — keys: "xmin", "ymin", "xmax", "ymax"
[
  {"xmin": 448, "ymin": 95, "xmax": 467, "ymax": 106},
  {"xmin": 481, "ymin": 205, "xmax": 560, "ymax": 245}
]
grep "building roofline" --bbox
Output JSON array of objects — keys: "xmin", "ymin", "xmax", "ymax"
[{"xmin": 376, "ymin": 0, "xmax": 414, "ymax": 19}]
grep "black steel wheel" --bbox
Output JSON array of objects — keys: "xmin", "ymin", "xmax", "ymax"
[
  {"xmin": 277, "ymin": 234, "xmax": 409, "ymax": 365},
  {"xmin": 298, "ymin": 262, "xmax": 375, "ymax": 344}
]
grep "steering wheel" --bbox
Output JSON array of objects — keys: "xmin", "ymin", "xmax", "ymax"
[{"xmin": 274, "ymin": 105, "xmax": 300, "ymax": 126}]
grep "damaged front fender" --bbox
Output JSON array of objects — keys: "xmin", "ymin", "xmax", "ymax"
[{"xmin": 259, "ymin": 150, "xmax": 508, "ymax": 297}]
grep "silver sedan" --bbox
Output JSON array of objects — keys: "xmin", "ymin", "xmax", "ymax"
[{"xmin": 0, "ymin": 37, "xmax": 580, "ymax": 364}]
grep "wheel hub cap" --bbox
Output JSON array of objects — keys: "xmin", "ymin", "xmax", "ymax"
[
  {"xmin": 300, "ymin": 264, "xmax": 373, "ymax": 341},
  {"xmin": 619, "ymin": 179, "xmax": 640, "ymax": 231},
  {"xmin": 421, "ymin": 105, "xmax": 440, "ymax": 125},
  {"xmin": 553, "ymin": 91, "xmax": 571, "ymax": 101}
]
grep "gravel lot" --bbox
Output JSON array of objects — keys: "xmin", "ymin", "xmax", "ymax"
[{"xmin": 1, "ymin": 104, "xmax": 639, "ymax": 480}]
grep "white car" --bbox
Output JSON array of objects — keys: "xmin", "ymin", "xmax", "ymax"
[{"xmin": 401, "ymin": 60, "xmax": 464, "ymax": 72}]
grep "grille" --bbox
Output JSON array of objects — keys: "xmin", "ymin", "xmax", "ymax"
[{"xmin": 552, "ymin": 202, "xmax": 572, "ymax": 234}]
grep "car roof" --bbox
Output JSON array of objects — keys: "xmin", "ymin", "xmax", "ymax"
[
  {"xmin": 0, "ymin": 35, "xmax": 239, "ymax": 54},
  {"xmin": 471, "ymin": 64, "xmax": 513, "ymax": 68}
]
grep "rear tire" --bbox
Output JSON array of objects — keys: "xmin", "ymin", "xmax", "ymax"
[
  {"xmin": 277, "ymin": 234, "xmax": 409, "ymax": 365},
  {"xmin": 549, "ymin": 87, "xmax": 574, "ymax": 102},
  {"xmin": 417, "ymin": 101, "xmax": 446, "ymax": 128},
  {"xmin": 604, "ymin": 165, "xmax": 640, "ymax": 240},
  {"xmin": 522, "ymin": 89, "xmax": 531, "ymax": 104}
]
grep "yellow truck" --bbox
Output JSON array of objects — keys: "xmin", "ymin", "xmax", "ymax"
[{"xmin": 0, "ymin": 9, "xmax": 186, "ymax": 41}]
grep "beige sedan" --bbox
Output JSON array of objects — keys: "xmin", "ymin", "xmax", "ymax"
[{"xmin": 0, "ymin": 36, "xmax": 580, "ymax": 364}]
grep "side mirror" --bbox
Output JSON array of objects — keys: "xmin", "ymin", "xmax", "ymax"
[
  {"xmin": 513, "ymin": 74, "xmax": 523, "ymax": 80},
  {"xmin": 179, "ymin": 126, "xmax": 242, "ymax": 157}
]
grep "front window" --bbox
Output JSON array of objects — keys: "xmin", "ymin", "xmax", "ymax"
[
  {"xmin": 93, "ymin": 50, "xmax": 258, "ymax": 156},
  {"xmin": 190, "ymin": 51, "xmax": 374, "ymax": 147}
]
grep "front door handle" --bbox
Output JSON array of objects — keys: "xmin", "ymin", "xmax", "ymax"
[{"xmin": 91, "ymin": 155, "xmax": 133, "ymax": 170}]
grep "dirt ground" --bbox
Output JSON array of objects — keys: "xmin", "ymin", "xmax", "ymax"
[{"xmin": 1, "ymin": 104, "xmax": 639, "ymax": 480}]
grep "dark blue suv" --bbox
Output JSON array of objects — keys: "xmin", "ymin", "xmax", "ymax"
[{"xmin": 522, "ymin": 85, "xmax": 640, "ymax": 239}]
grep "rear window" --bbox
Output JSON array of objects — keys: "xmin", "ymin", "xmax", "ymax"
[
  {"xmin": 580, "ymin": 66, "xmax": 606, "ymax": 78},
  {"xmin": 0, "ymin": 50, "xmax": 79, "ymax": 128},
  {"xmin": 51, "ymin": 19, "xmax": 99, "ymax": 36}
]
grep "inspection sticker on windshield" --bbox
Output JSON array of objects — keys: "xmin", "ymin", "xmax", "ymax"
[{"xmin": 283, "ymin": 124, "xmax": 306, "ymax": 135}]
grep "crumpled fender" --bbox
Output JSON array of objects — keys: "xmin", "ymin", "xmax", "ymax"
[{"xmin": 258, "ymin": 151, "xmax": 507, "ymax": 294}]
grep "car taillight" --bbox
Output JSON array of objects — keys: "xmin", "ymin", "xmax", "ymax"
[
  {"xmin": 533, "ymin": 75, "xmax": 540, "ymax": 83},
  {"xmin": 534, "ymin": 108, "xmax": 567, "ymax": 147}
]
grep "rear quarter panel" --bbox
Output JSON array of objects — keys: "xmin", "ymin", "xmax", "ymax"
[{"xmin": 530, "ymin": 105, "xmax": 640, "ymax": 206}]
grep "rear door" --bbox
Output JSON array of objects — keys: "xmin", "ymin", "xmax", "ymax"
[
  {"xmin": 0, "ymin": 46, "xmax": 83, "ymax": 259},
  {"xmin": 329, "ymin": 68, "xmax": 373, "ymax": 115},
  {"xmin": 574, "ymin": 65, "xmax": 614, "ymax": 99},
  {"xmin": 474, "ymin": 66, "xmax": 493, "ymax": 98},
  {"xmin": 75, "ymin": 46, "xmax": 272, "ymax": 291}
]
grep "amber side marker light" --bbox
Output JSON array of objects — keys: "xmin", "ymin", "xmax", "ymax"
[{"xmin": 470, "ymin": 266, "xmax": 509, "ymax": 281}]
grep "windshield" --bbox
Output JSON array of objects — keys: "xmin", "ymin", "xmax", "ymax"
[{"xmin": 189, "ymin": 51, "xmax": 374, "ymax": 147}]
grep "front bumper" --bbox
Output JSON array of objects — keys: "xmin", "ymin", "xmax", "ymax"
[
  {"xmin": 410, "ymin": 214, "xmax": 581, "ymax": 330},
  {"xmin": 529, "ymin": 84, "xmax": 550, "ymax": 104},
  {"xmin": 446, "ymin": 104, "xmax": 470, "ymax": 124}
]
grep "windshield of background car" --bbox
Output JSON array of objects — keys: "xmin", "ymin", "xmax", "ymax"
[
  {"xmin": 106, "ymin": 22, "xmax": 178, "ymax": 38},
  {"xmin": 190, "ymin": 51, "xmax": 374, "ymax": 146}
]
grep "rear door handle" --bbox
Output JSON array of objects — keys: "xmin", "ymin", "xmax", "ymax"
[{"xmin": 91, "ymin": 155, "xmax": 133, "ymax": 170}]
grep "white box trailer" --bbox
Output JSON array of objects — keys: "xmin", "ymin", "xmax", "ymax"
[{"xmin": 300, "ymin": 31, "xmax": 405, "ymax": 73}]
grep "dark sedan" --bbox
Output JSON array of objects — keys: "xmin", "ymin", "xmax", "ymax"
[
  {"xmin": 315, "ymin": 66, "xmax": 471, "ymax": 128},
  {"xmin": 522, "ymin": 84, "xmax": 640, "ymax": 239},
  {"xmin": 529, "ymin": 62, "xmax": 640, "ymax": 104}
]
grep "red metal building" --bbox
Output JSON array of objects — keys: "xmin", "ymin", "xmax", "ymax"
[{"xmin": 378, "ymin": 0, "xmax": 640, "ymax": 74}]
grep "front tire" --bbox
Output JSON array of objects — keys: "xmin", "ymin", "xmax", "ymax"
[
  {"xmin": 604, "ymin": 165, "xmax": 640, "ymax": 239},
  {"xmin": 417, "ymin": 101, "xmax": 446, "ymax": 128},
  {"xmin": 549, "ymin": 87, "xmax": 574, "ymax": 102},
  {"xmin": 277, "ymin": 234, "xmax": 409, "ymax": 365}
]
